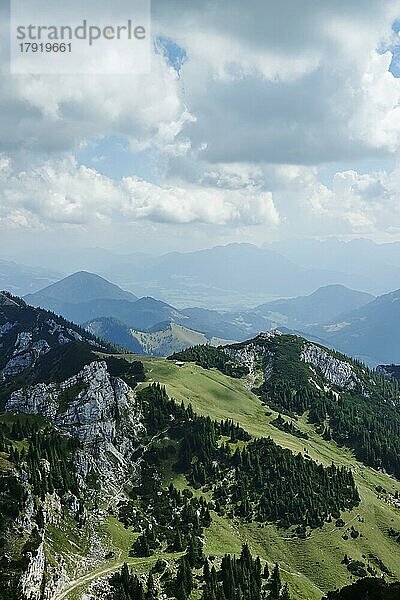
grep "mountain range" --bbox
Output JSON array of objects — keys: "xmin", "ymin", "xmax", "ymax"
[
  {"xmin": 23, "ymin": 272, "xmax": 383, "ymax": 359},
  {"xmin": 5, "ymin": 239, "xmax": 400, "ymax": 311},
  {"xmin": 0, "ymin": 294, "xmax": 399, "ymax": 600},
  {"xmin": 97, "ymin": 243, "xmax": 374, "ymax": 309}
]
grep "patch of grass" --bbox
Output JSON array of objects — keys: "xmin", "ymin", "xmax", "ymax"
[
  {"xmin": 99, "ymin": 515, "xmax": 138, "ymax": 561},
  {"xmin": 46, "ymin": 514, "xmax": 91, "ymax": 574}
]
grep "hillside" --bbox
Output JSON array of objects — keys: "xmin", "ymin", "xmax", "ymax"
[
  {"xmin": 0, "ymin": 299, "xmax": 399, "ymax": 600},
  {"xmin": 85, "ymin": 317, "xmax": 235, "ymax": 356},
  {"xmin": 130, "ymin": 345, "xmax": 400, "ymax": 599},
  {"xmin": 306, "ymin": 288, "xmax": 400, "ymax": 365},
  {"xmin": 131, "ymin": 322, "xmax": 234, "ymax": 355},
  {"xmin": 254, "ymin": 285, "xmax": 374, "ymax": 329}
]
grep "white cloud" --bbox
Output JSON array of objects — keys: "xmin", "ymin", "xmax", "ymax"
[
  {"xmin": 271, "ymin": 164, "xmax": 400, "ymax": 237},
  {"xmin": 0, "ymin": 155, "xmax": 279, "ymax": 229},
  {"xmin": 0, "ymin": 39, "xmax": 190, "ymax": 154},
  {"xmin": 2, "ymin": 1, "xmax": 400, "ymax": 247}
]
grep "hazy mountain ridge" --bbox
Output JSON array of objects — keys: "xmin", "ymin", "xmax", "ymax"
[
  {"xmin": 6, "ymin": 239, "xmax": 400, "ymax": 309},
  {"xmin": 253, "ymin": 284, "xmax": 374, "ymax": 329},
  {"xmin": 18, "ymin": 272, "xmax": 380, "ymax": 360},
  {"xmin": 305, "ymin": 288, "xmax": 400, "ymax": 365},
  {"xmin": 97, "ymin": 243, "xmax": 373, "ymax": 308},
  {"xmin": 0, "ymin": 259, "xmax": 61, "ymax": 296},
  {"xmin": 270, "ymin": 238, "xmax": 400, "ymax": 296}
]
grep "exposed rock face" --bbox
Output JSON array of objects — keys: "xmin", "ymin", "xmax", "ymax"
[
  {"xmin": 19, "ymin": 538, "xmax": 45, "ymax": 600},
  {"xmin": 0, "ymin": 321, "xmax": 15, "ymax": 337},
  {"xmin": 15, "ymin": 494, "xmax": 69, "ymax": 600},
  {"xmin": 14, "ymin": 331, "xmax": 33, "ymax": 354},
  {"xmin": 0, "ymin": 299, "xmax": 109, "ymax": 381},
  {"xmin": 6, "ymin": 361, "xmax": 145, "ymax": 489},
  {"xmin": 3, "ymin": 359, "xmax": 145, "ymax": 599},
  {"xmin": 301, "ymin": 343, "xmax": 359, "ymax": 390},
  {"xmin": 42, "ymin": 561, "xmax": 70, "ymax": 600},
  {"xmin": 225, "ymin": 332, "xmax": 280, "ymax": 385},
  {"xmin": 2, "ymin": 331, "xmax": 51, "ymax": 376},
  {"xmin": 3, "ymin": 352, "xmax": 35, "ymax": 376},
  {"xmin": 7, "ymin": 382, "xmax": 59, "ymax": 418}
]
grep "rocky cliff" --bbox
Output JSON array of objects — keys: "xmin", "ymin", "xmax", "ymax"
[
  {"xmin": 300, "ymin": 343, "xmax": 360, "ymax": 390},
  {"xmin": 6, "ymin": 360, "xmax": 144, "ymax": 491}
]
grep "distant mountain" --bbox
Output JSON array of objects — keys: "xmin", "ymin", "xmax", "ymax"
[
  {"xmin": 24, "ymin": 273, "xmax": 203, "ymax": 331},
  {"xmin": 85, "ymin": 318, "xmax": 234, "ymax": 356},
  {"xmin": 25, "ymin": 271, "xmax": 399, "ymax": 366},
  {"xmin": 254, "ymin": 285, "xmax": 374, "ymax": 329},
  {"xmin": 306, "ymin": 288, "xmax": 400, "ymax": 365},
  {"xmin": 25, "ymin": 270, "xmax": 137, "ymax": 306},
  {"xmin": 99, "ymin": 243, "xmax": 370, "ymax": 309},
  {"xmin": 270, "ymin": 238, "xmax": 400, "ymax": 295},
  {"xmin": 40, "ymin": 295, "xmax": 185, "ymax": 330},
  {"xmin": 0, "ymin": 259, "xmax": 61, "ymax": 296}
]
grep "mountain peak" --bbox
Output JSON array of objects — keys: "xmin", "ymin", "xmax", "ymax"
[{"xmin": 24, "ymin": 271, "xmax": 137, "ymax": 305}]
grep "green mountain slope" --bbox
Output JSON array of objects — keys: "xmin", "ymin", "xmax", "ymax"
[
  {"xmin": 85, "ymin": 317, "xmax": 235, "ymax": 356},
  {"xmin": 120, "ymin": 351, "xmax": 400, "ymax": 600},
  {"xmin": 1, "ymin": 298, "xmax": 399, "ymax": 600}
]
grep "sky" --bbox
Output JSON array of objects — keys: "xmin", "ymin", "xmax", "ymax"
[{"xmin": 2, "ymin": 0, "xmax": 400, "ymax": 261}]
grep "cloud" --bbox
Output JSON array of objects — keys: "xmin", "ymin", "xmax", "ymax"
[
  {"xmin": 0, "ymin": 24, "xmax": 190, "ymax": 154},
  {"xmin": 270, "ymin": 163, "xmax": 400, "ymax": 237},
  {"xmin": 0, "ymin": 155, "xmax": 279, "ymax": 229},
  {"xmin": 121, "ymin": 177, "xmax": 278, "ymax": 225},
  {"xmin": 154, "ymin": 0, "xmax": 400, "ymax": 165},
  {"xmin": 2, "ymin": 0, "xmax": 399, "ymax": 167},
  {"xmin": 2, "ymin": 1, "xmax": 400, "ymax": 248}
]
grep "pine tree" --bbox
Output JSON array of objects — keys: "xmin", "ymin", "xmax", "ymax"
[{"xmin": 270, "ymin": 564, "xmax": 281, "ymax": 599}]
